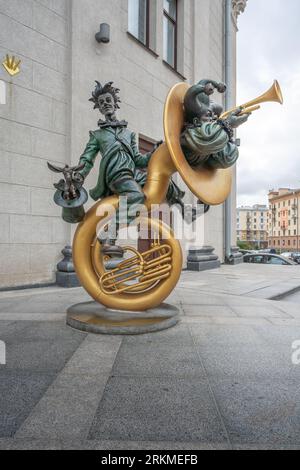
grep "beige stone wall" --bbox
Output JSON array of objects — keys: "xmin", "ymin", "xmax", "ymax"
[
  {"xmin": 191, "ymin": 0, "xmax": 226, "ymax": 260},
  {"xmin": 0, "ymin": 0, "xmax": 71, "ymax": 288},
  {"xmin": 0, "ymin": 0, "xmax": 238, "ymax": 287}
]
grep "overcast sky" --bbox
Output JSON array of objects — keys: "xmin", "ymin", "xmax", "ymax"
[{"xmin": 236, "ymin": 0, "xmax": 300, "ymax": 207}]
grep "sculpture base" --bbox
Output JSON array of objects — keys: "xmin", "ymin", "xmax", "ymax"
[
  {"xmin": 186, "ymin": 246, "xmax": 221, "ymax": 272},
  {"xmin": 66, "ymin": 302, "xmax": 180, "ymax": 335},
  {"xmin": 56, "ymin": 271, "xmax": 80, "ymax": 288},
  {"xmin": 226, "ymin": 246, "xmax": 244, "ymax": 265}
]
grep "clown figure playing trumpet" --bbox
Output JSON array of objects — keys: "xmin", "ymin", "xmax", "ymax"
[{"xmin": 48, "ymin": 78, "xmax": 282, "ymax": 333}]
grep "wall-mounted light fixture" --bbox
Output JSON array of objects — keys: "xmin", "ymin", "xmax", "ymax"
[{"xmin": 95, "ymin": 23, "xmax": 110, "ymax": 44}]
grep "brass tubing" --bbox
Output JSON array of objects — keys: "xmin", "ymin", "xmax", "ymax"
[
  {"xmin": 220, "ymin": 80, "xmax": 283, "ymax": 119},
  {"xmin": 140, "ymin": 267, "xmax": 172, "ymax": 283},
  {"xmin": 100, "ymin": 253, "xmax": 172, "ymax": 290},
  {"xmin": 144, "ymin": 256, "xmax": 172, "ymax": 270},
  {"xmin": 73, "ymin": 203, "xmax": 182, "ymax": 311},
  {"xmin": 101, "ymin": 273, "xmax": 170, "ymax": 295},
  {"xmin": 143, "ymin": 142, "xmax": 177, "ymax": 208},
  {"xmin": 240, "ymin": 105, "xmax": 260, "ymax": 115},
  {"xmin": 101, "ymin": 270, "xmax": 141, "ymax": 287}
]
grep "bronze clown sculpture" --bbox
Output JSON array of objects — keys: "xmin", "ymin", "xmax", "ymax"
[{"xmin": 48, "ymin": 79, "xmax": 283, "ymax": 334}]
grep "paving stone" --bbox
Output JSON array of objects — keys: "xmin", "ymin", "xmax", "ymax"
[
  {"xmin": 0, "ymin": 313, "xmax": 65, "ymax": 321},
  {"xmin": 178, "ymin": 292, "xmax": 226, "ymax": 306},
  {"xmin": 0, "ymin": 438, "xmax": 230, "ymax": 450},
  {"xmin": 16, "ymin": 336, "xmax": 121, "ymax": 439},
  {"xmin": 1, "ymin": 267, "xmax": 300, "ymax": 447},
  {"xmin": 0, "ymin": 301, "xmax": 16, "ymax": 313},
  {"xmin": 89, "ymin": 376, "xmax": 228, "ymax": 444},
  {"xmin": 112, "ymin": 340, "xmax": 204, "ymax": 378},
  {"xmin": 0, "ymin": 321, "xmax": 20, "ymax": 336},
  {"xmin": 193, "ymin": 342, "xmax": 296, "ymax": 379},
  {"xmin": 209, "ymin": 377, "xmax": 300, "ymax": 445},
  {"xmin": 230, "ymin": 306, "xmax": 291, "ymax": 319},
  {"xmin": 268, "ymin": 319, "xmax": 300, "ymax": 326},
  {"xmin": 182, "ymin": 305, "xmax": 237, "ymax": 317},
  {"xmin": 225, "ymin": 296, "xmax": 272, "ymax": 307},
  {"xmin": 16, "ymin": 374, "xmax": 109, "ymax": 439},
  {"xmin": 276, "ymin": 301, "xmax": 300, "ymax": 318},
  {"xmin": 233, "ymin": 443, "xmax": 300, "ymax": 450},
  {"xmin": 189, "ymin": 322, "xmax": 300, "ymax": 378},
  {"xmin": 61, "ymin": 439, "xmax": 231, "ymax": 450},
  {"xmin": 119, "ymin": 323, "xmax": 194, "ymax": 346},
  {"xmin": 0, "ymin": 438, "xmax": 62, "ymax": 450},
  {"xmin": 189, "ymin": 323, "xmax": 263, "ymax": 346},
  {"xmin": 2, "ymin": 321, "xmax": 86, "ymax": 372},
  {"xmin": 62, "ymin": 336, "xmax": 122, "ymax": 376},
  {"xmin": 211, "ymin": 317, "xmax": 271, "ymax": 326},
  {"xmin": 0, "ymin": 370, "xmax": 56, "ymax": 437},
  {"xmin": 0, "ymin": 296, "xmax": 90, "ymax": 314}
]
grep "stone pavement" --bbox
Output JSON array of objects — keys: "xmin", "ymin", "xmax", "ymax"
[{"xmin": 1, "ymin": 264, "xmax": 300, "ymax": 450}]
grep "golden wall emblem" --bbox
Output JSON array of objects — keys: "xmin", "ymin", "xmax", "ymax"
[{"xmin": 2, "ymin": 54, "xmax": 21, "ymax": 76}]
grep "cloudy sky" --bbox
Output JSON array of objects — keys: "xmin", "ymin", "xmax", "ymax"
[{"xmin": 236, "ymin": 0, "xmax": 300, "ymax": 207}]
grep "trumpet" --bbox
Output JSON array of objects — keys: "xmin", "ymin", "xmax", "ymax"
[{"xmin": 220, "ymin": 80, "xmax": 283, "ymax": 119}]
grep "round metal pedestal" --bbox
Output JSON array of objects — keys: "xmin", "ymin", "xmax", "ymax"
[{"xmin": 66, "ymin": 302, "xmax": 180, "ymax": 335}]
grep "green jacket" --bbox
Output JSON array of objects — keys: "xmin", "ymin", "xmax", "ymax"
[
  {"xmin": 78, "ymin": 126, "xmax": 151, "ymax": 200},
  {"xmin": 181, "ymin": 122, "xmax": 239, "ymax": 169}
]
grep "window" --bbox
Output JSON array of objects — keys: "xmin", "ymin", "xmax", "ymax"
[
  {"xmin": 128, "ymin": 0, "xmax": 149, "ymax": 46},
  {"xmin": 267, "ymin": 256, "xmax": 287, "ymax": 265},
  {"xmin": 163, "ymin": 0, "xmax": 177, "ymax": 68}
]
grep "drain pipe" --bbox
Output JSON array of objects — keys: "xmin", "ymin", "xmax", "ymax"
[{"xmin": 224, "ymin": 0, "xmax": 233, "ymax": 263}]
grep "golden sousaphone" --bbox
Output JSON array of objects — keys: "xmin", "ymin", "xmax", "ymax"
[{"xmin": 72, "ymin": 80, "xmax": 283, "ymax": 311}]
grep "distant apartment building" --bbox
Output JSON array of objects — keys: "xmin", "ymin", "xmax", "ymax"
[
  {"xmin": 237, "ymin": 205, "xmax": 268, "ymax": 248},
  {"xmin": 268, "ymin": 188, "xmax": 300, "ymax": 252}
]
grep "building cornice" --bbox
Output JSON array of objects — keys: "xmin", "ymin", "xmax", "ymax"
[{"xmin": 269, "ymin": 191, "xmax": 300, "ymax": 203}]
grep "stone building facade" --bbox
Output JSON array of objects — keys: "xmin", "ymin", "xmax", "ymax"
[
  {"xmin": 268, "ymin": 188, "xmax": 300, "ymax": 252},
  {"xmin": 0, "ymin": 0, "xmax": 246, "ymax": 289},
  {"xmin": 237, "ymin": 204, "xmax": 268, "ymax": 249}
]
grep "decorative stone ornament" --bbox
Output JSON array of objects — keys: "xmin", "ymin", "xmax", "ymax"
[
  {"xmin": 232, "ymin": 0, "xmax": 247, "ymax": 19},
  {"xmin": 229, "ymin": 246, "xmax": 244, "ymax": 265},
  {"xmin": 56, "ymin": 246, "xmax": 80, "ymax": 288}
]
